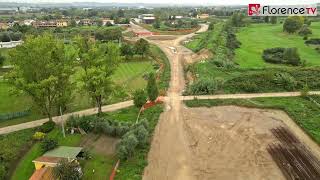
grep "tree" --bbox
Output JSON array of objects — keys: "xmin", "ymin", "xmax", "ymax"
[
  {"xmin": 0, "ymin": 53, "xmax": 5, "ymax": 67},
  {"xmin": 270, "ymin": 16, "xmax": 277, "ymax": 24},
  {"xmin": 70, "ymin": 19, "xmax": 77, "ymax": 27},
  {"xmin": 53, "ymin": 159, "xmax": 82, "ymax": 180},
  {"xmin": 135, "ymin": 38, "xmax": 149, "ymax": 58},
  {"xmin": 283, "ymin": 16, "xmax": 304, "ymax": 33},
  {"xmin": 133, "ymin": 89, "xmax": 147, "ymax": 108},
  {"xmin": 7, "ymin": 34, "xmax": 75, "ymax": 121},
  {"xmin": 208, "ymin": 22, "xmax": 214, "ymax": 31},
  {"xmin": 153, "ymin": 19, "xmax": 161, "ymax": 29},
  {"xmin": 147, "ymin": 73, "xmax": 159, "ymax": 102},
  {"xmin": 298, "ymin": 24, "xmax": 312, "ymax": 36},
  {"xmin": 74, "ymin": 37, "xmax": 120, "ymax": 115},
  {"xmin": 120, "ymin": 43, "xmax": 134, "ymax": 60}
]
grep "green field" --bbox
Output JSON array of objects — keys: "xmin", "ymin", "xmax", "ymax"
[
  {"xmin": 235, "ymin": 22, "xmax": 320, "ymax": 68},
  {"xmin": 0, "ymin": 60, "xmax": 155, "ymax": 127},
  {"xmin": 185, "ymin": 96, "xmax": 320, "ymax": 144},
  {"xmin": 112, "ymin": 61, "xmax": 154, "ymax": 91}
]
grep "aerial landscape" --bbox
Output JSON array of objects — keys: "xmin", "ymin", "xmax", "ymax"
[{"xmin": 0, "ymin": 0, "xmax": 320, "ymax": 180}]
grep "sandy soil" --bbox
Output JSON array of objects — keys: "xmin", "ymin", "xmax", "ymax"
[
  {"xmin": 183, "ymin": 106, "xmax": 287, "ymax": 180},
  {"xmin": 80, "ymin": 134, "xmax": 119, "ymax": 155}
]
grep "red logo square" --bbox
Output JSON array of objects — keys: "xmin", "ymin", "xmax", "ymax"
[{"xmin": 248, "ymin": 4, "xmax": 261, "ymax": 16}]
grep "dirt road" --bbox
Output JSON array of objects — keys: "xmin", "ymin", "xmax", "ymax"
[
  {"xmin": 143, "ymin": 24, "xmax": 208, "ymax": 180},
  {"xmin": 143, "ymin": 24, "xmax": 320, "ymax": 180}
]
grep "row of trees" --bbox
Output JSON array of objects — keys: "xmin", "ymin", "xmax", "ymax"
[{"xmin": 6, "ymin": 34, "xmax": 121, "ymax": 122}]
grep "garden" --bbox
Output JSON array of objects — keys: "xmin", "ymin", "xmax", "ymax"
[{"xmin": 0, "ymin": 103, "xmax": 163, "ymax": 180}]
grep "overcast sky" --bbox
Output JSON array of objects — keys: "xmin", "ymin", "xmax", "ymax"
[{"xmin": 0, "ymin": 0, "xmax": 319, "ymax": 5}]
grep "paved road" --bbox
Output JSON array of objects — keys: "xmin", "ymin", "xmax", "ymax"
[{"xmin": 0, "ymin": 100, "xmax": 133, "ymax": 135}]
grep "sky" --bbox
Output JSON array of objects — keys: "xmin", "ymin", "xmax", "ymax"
[{"xmin": 0, "ymin": 0, "xmax": 319, "ymax": 5}]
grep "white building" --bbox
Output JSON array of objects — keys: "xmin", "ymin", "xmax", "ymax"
[{"xmin": 0, "ymin": 41, "xmax": 23, "ymax": 48}]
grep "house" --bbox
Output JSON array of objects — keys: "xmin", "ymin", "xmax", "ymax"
[
  {"xmin": 33, "ymin": 21, "xmax": 57, "ymax": 28},
  {"xmin": 197, "ymin": 14, "xmax": 210, "ymax": 19},
  {"xmin": 30, "ymin": 146, "xmax": 83, "ymax": 180},
  {"xmin": 0, "ymin": 41, "xmax": 23, "ymax": 48},
  {"xmin": 56, "ymin": 20, "xmax": 68, "ymax": 27},
  {"xmin": 23, "ymin": 19, "xmax": 35, "ymax": 26},
  {"xmin": 81, "ymin": 19, "xmax": 92, "ymax": 26},
  {"xmin": 169, "ymin": 15, "xmax": 184, "ymax": 19},
  {"xmin": 102, "ymin": 18, "xmax": 114, "ymax": 26},
  {"xmin": 138, "ymin": 14, "xmax": 156, "ymax": 24}
]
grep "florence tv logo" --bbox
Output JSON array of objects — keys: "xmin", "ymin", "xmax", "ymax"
[
  {"xmin": 248, "ymin": 4, "xmax": 261, "ymax": 16},
  {"xmin": 248, "ymin": 3, "xmax": 317, "ymax": 16}
]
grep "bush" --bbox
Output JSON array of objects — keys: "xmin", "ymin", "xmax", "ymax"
[
  {"xmin": 262, "ymin": 47, "xmax": 301, "ymax": 66},
  {"xmin": 53, "ymin": 159, "xmax": 82, "ymax": 180},
  {"xmin": 133, "ymin": 89, "xmax": 147, "ymax": 108},
  {"xmin": 133, "ymin": 125, "xmax": 149, "ymax": 147},
  {"xmin": 117, "ymin": 133, "xmax": 138, "ymax": 159},
  {"xmin": 0, "ymin": 164, "xmax": 5, "ymax": 180},
  {"xmin": 41, "ymin": 138, "xmax": 58, "ymax": 152},
  {"xmin": 298, "ymin": 24, "xmax": 312, "ymax": 36},
  {"xmin": 38, "ymin": 121, "xmax": 56, "ymax": 133},
  {"xmin": 305, "ymin": 38, "xmax": 320, "ymax": 45},
  {"xmin": 188, "ymin": 78, "xmax": 224, "ymax": 95},
  {"xmin": 33, "ymin": 132, "xmax": 46, "ymax": 141},
  {"xmin": 238, "ymin": 81, "xmax": 259, "ymax": 93},
  {"xmin": 273, "ymin": 73, "xmax": 297, "ymax": 91}
]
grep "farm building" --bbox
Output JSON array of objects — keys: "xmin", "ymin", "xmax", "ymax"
[
  {"xmin": 138, "ymin": 14, "xmax": 156, "ymax": 24},
  {"xmin": 30, "ymin": 146, "xmax": 83, "ymax": 180}
]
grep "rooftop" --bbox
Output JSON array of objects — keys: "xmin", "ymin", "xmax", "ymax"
[{"xmin": 43, "ymin": 146, "xmax": 83, "ymax": 159}]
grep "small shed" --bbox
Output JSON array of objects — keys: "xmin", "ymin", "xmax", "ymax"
[{"xmin": 32, "ymin": 146, "xmax": 83, "ymax": 170}]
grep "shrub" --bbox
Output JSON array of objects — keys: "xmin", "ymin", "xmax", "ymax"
[
  {"xmin": 298, "ymin": 24, "xmax": 312, "ymax": 36},
  {"xmin": 33, "ymin": 132, "xmax": 46, "ymax": 141},
  {"xmin": 273, "ymin": 73, "xmax": 297, "ymax": 91},
  {"xmin": 188, "ymin": 78, "xmax": 224, "ymax": 95},
  {"xmin": 118, "ymin": 133, "xmax": 138, "ymax": 158},
  {"xmin": 303, "ymin": 36, "xmax": 308, "ymax": 40},
  {"xmin": 116, "ymin": 144, "xmax": 129, "ymax": 160},
  {"xmin": 133, "ymin": 89, "xmax": 147, "ymax": 108},
  {"xmin": 305, "ymin": 38, "xmax": 320, "ymax": 45},
  {"xmin": 38, "ymin": 121, "xmax": 56, "ymax": 133},
  {"xmin": 262, "ymin": 47, "xmax": 301, "ymax": 66},
  {"xmin": 238, "ymin": 81, "xmax": 259, "ymax": 93},
  {"xmin": 53, "ymin": 159, "xmax": 82, "ymax": 180},
  {"xmin": 0, "ymin": 164, "xmax": 5, "ymax": 180},
  {"xmin": 41, "ymin": 138, "xmax": 58, "ymax": 152},
  {"xmin": 133, "ymin": 125, "xmax": 149, "ymax": 147}
]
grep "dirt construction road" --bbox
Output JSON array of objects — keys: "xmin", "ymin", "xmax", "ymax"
[{"xmin": 143, "ymin": 24, "xmax": 320, "ymax": 180}]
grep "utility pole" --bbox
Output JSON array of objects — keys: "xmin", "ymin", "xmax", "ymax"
[{"xmin": 60, "ymin": 106, "xmax": 66, "ymax": 138}]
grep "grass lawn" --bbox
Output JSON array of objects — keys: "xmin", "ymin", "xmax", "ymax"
[
  {"xmin": 11, "ymin": 128, "xmax": 83, "ymax": 180},
  {"xmin": 81, "ymin": 153, "xmax": 116, "ymax": 180},
  {"xmin": 112, "ymin": 61, "xmax": 154, "ymax": 91},
  {"xmin": 0, "ymin": 128, "xmax": 35, "ymax": 179},
  {"xmin": 185, "ymin": 96, "xmax": 320, "ymax": 144},
  {"xmin": 235, "ymin": 22, "xmax": 320, "ymax": 68}
]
